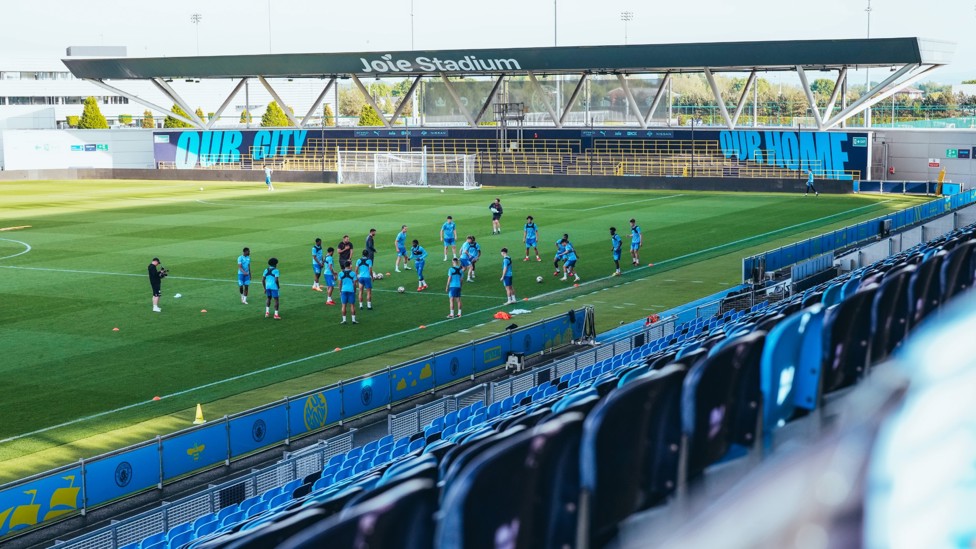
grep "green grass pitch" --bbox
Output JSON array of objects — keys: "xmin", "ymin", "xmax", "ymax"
[{"xmin": 0, "ymin": 180, "xmax": 929, "ymax": 479}]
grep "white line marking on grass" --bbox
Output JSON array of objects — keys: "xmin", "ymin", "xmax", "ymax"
[
  {"xmin": 0, "ymin": 225, "xmax": 31, "ymax": 232},
  {"xmin": 0, "ymin": 239, "xmax": 31, "ymax": 261},
  {"xmin": 0, "ymin": 265, "xmax": 502, "ymax": 299}
]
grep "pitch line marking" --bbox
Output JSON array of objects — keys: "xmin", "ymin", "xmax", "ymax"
[
  {"xmin": 0, "ymin": 225, "xmax": 31, "ymax": 232},
  {"xmin": 0, "ymin": 239, "xmax": 32, "ymax": 261},
  {"xmin": 0, "ymin": 266, "xmax": 501, "ymax": 299}
]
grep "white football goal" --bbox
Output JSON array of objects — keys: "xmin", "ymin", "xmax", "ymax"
[{"xmin": 337, "ymin": 147, "xmax": 478, "ymax": 190}]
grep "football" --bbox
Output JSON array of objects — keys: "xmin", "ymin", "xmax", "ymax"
[
  {"xmin": 397, "ymin": 286, "xmax": 405, "ymax": 293},
  {"xmin": 536, "ymin": 275, "xmax": 544, "ymax": 283},
  {"xmin": 374, "ymin": 273, "xmax": 384, "ymax": 280}
]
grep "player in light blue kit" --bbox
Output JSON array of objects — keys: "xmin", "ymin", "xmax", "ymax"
[
  {"xmin": 311, "ymin": 238, "xmax": 325, "ymax": 292},
  {"xmin": 264, "ymin": 164, "xmax": 274, "ymax": 191},
  {"xmin": 558, "ymin": 238, "xmax": 581, "ymax": 282},
  {"xmin": 446, "ymin": 258, "xmax": 464, "ymax": 318},
  {"xmin": 523, "ymin": 216, "xmax": 541, "ymax": 262},
  {"xmin": 805, "ymin": 170, "xmax": 820, "ymax": 197},
  {"xmin": 500, "ymin": 248, "xmax": 516, "ymax": 304},
  {"xmin": 339, "ymin": 261, "xmax": 358, "ymax": 324},
  {"xmin": 262, "ymin": 257, "xmax": 281, "ymax": 319},
  {"xmin": 411, "ymin": 239, "xmax": 429, "ymax": 291},
  {"xmin": 237, "ymin": 247, "xmax": 251, "ymax": 304},
  {"xmin": 356, "ymin": 250, "xmax": 374, "ymax": 310},
  {"xmin": 552, "ymin": 233, "xmax": 570, "ymax": 277},
  {"xmin": 324, "ymin": 247, "xmax": 337, "ymax": 306},
  {"xmin": 629, "ymin": 218, "xmax": 643, "ymax": 266},
  {"xmin": 394, "ymin": 225, "xmax": 412, "ymax": 272},
  {"xmin": 440, "ymin": 216, "xmax": 458, "ymax": 261},
  {"xmin": 610, "ymin": 227, "xmax": 623, "ymax": 276}
]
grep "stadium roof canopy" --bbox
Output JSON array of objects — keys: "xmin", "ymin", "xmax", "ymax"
[{"xmin": 63, "ymin": 37, "xmax": 954, "ymax": 131}]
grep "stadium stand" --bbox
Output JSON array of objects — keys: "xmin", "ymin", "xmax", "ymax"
[
  {"xmin": 53, "ymin": 215, "xmax": 976, "ymax": 548},
  {"xmin": 158, "ymin": 136, "xmax": 861, "ymax": 181}
]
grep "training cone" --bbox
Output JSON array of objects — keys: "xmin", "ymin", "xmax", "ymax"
[
  {"xmin": 334, "ymin": 347, "xmax": 342, "ymax": 352},
  {"xmin": 193, "ymin": 403, "xmax": 206, "ymax": 424},
  {"xmin": 152, "ymin": 396, "xmax": 161, "ymax": 401},
  {"xmin": 200, "ymin": 309, "xmax": 208, "ymax": 313},
  {"xmin": 419, "ymin": 325, "xmax": 426, "ymax": 329},
  {"xmin": 112, "ymin": 327, "xmax": 120, "ymax": 332},
  {"xmin": 648, "ymin": 263, "xmax": 654, "ymax": 267}
]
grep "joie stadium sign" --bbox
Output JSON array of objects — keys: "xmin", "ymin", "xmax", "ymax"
[{"xmin": 359, "ymin": 54, "xmax": 522, "ymax": 73}]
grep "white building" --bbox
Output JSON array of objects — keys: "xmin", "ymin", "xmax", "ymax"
[{"xmin": 0, "ymin": 50, "xmax": 339, "ymax": 130}]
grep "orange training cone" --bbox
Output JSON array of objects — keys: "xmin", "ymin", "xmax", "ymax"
[{"xmin": 193, "ymin": 403, "xmax": 206, "ymax": 424}]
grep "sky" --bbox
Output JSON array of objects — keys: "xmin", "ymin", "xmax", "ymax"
[{"xmin": 1, "ymin": 0, "xmax": 974, "ymax": 83}]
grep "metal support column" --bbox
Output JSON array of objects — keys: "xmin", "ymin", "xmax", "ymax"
[
  {"xmin": 615, "ymin": 73, "xmax": 646, "ymax": 130},
  {"xmin": 257, "ymin": 75, "xmax": 302, "ymax": 128},
  {"xmin": 206, "ymin": 78, "xmax": 248, "ymax": 129},
  {"xmin": 703, "ymin": 68, "xmax": 733, "ymax": 129},
  {"xmin": 559, "ymin": 73, "xmax": 588, "ymax": 126},
  {"xmin": 84, "ymin": 79, "xmax": 201, "ymax": 128},
  {"xmin": 795, "ymin": 66, "xmax": 825, "ymax": 130},
  {"xmin": 643, "ymin": 71, "xmax": 671, "ymax": 126},
  {"xmin": 527, "ymin": 72, "xmax": 562, "ymax": 128},
  {"xmin": 439, "ymin": 73, "xmax": 477, "ymax": 127},
  {"xmin": 350, "ymin": 74, "xmax": 393, "ymax": 128},
  {"xmin": 299, "ymin": 77, "xmax": 336, "ymax": 128}
]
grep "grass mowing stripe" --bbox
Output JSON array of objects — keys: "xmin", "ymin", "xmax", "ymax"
[{"xmin": 0, "ymin": 296, "xmax": 514, "ymax": 446}]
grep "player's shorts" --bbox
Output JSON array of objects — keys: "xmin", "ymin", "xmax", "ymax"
[
  {"xmin": 565, "ymin": 260, "xmax": 577, "ymax": 269},
  {"xmin": 313, "ymin": 264, "xmax": 323, "ymax": 275},
  {"xmin": 612, "ymin": 251, "xmax": 621, "ymax": 261},
  {"xmin": 340, "ymin": 291, "xmax": 355, "ymax": 305},
  {"xmin": 443, "ymin": 237, "xmax": 455, "ymax": 246},
  {"xmin": 265, "ymin": 177, "xmax": 271, "ymax": 185},
  {"xmin": 151, "ymin": 284, "xmax": 161, "ymax": 298},
  {"xmin": 448, "ymin": 287, "xmax": 461, "ymax": 298},
  {"xmin": 525, "ymin": 237, "xmax": 537, "ymax": 247},
  {"xmin": 460, "ymin": 257, "xmax": 472, "ymax": 267},
  {"xmin": 265, "ymin": 289, "xmax": 279, "ymax": 298},
  {"xmin": 415, "ymin": 261, "xmax": 425, "ymax": 277},
  {"xmin": 397, "ymin": 245, "xmax": 408, "ymax": 257},
  {"xmin": 492, "ymin": 213, "xmax": 502, "ymax": 221},
  {"xmin": 238, "ymin": 274, "xmax": 251, "ymax": 286},
  {"xmin": 502, "ymin": 276, "xmax": 512, "ymax": 287},
  {"xmin": 325, "ymin": 274, "xmax": 336, "ymax": 287},
  {"xmin": 469, "ymin": 256, "xmax": 479, "ymax": 264},
  {"xmin": 630, "ymin": 242, "xmax": 641, "ymax": 251},
  {"xmin": 358, "ymin": 277, "xmax": 372, "ymax": 289}
]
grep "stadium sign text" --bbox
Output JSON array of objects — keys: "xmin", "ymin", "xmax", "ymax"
[
  {"xmin": 359, "ymin": 54, "xmax": 522, "ymax": 73},
  {"xmin": 719, "ymin": 130, "xmax": 851, "ymax": 175}
]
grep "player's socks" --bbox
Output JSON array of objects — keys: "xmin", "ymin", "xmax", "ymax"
[
  {"xmin": 444, "ymin": 255, "xmax": 448, "ymax": 261},
  {"xmin": 457, "ymin": 310, "xmax": 461, "ymax": 317},
  {"xmin": 367, "ymin": 302, "xmax": 372, "ymax": 309},
  {"xmin": 341, "ymin": 316, "xmax": 346, "ymax": 324},
  {"xmin": 352, "ymin": 315, "xmax": 357, "ymax": 324},
  {"xmin": 448, "ymin": 311, "xmax": 454, "ymax": 318},
  {"xmin": 266, "ymin": 307, "xmax": 270, "ymax": 314}
]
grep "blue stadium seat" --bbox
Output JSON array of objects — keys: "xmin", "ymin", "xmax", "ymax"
[
  {"xmin": 378, "ymin": 434, "xmax": 394, "ymax": 447},
  {"xmin": 760, "ymin": 313, "xmax": 806, "ymax": 430},
  {"xmin": 393, "ymin": 436, "xmax": 411, "ymax": 450},
  {"xmin": 267, "ymin": 492, "xmax": 292, "ymax": 510},
  {"xmin": 167, "ymin": 530, "xmax": 193, "ymax": 549},
  {"xmin": 193, "ymin": 519, "xmax": 219, "ymax": 540},
  {"xmin": 940, "ymin": 240, "xmax": 976, "ymax": 301},
  {"xmin": 326, "ymin": 454, "xmax": 344, "ymax": 468},
  {"xmin": 312, "ymin": 475, "xmax": 332, "ymax": 493},
  {"xmin": 244, "ymin": 500, "xmax": 269, "ymax": 519},
  {"xmin": 871, "ymin": 265, "xmax": 915, "ymax": 365},
  {"xmin": 444, "ymin": 410, "xmax": 460, "ymax": 426},
  {"xmin": 140, "ymin": 532, "xmax": 167, "ymax": 548},
  {"xmin": 486, "ymin": 401, "xmax": 503, "ymax": 419},
  {"xmin": 363, "ymin": 440, "xmax": 379, "ymax": 454},
  {"xmin": 580, "ymin": 366, "xmax": 688, "ymax": 545},
  {"xmin": 191, "ymin": 513, "xmax": 216, "ymax": 533},
  {"xmin": 214, "ymin": 505, "xmax": 239, "ymax": 524},
  {"xmin": 909, "ymin": 249, "xmax": 946, "ymax": 328},
  {"xmin": 408, "ymin": 438, "xmax": 425, "ymax": 453},
  {"xmin": 792, "ymin": 304, "xmax": 826, "ymax": 413},
  {"xmin": 391, "ymin": 445, "xmax": 408, "ymax": 459},
  {"xmin": 279, "ymin": 479, "xmax": 437, "ymax": 549},
  {"xmin": 438, "ymin": 414, "xmax": 583, "ymax": 549},
  {"xmin": 821, "ymin": 284, "xmax": 880, "ymax": 394},
  {"xmin": 346, "ymin": 447, "xmax": 362, "ymax": 460},
  {"xmin": 219, "ymin": 510, "xmax": 244, "ymax": 529},
  {"xmin": 458, "ymin": 405, "xmax": 472, "ymax": 422}
]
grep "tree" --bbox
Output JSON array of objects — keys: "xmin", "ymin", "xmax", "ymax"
[
  {"xmin": 78, "ymin": 96, "xmax": 109, "ymax": 129},
  {"xmin": 118, "ymin": 114, "xmax": 133, "ymax": 125},
  {"xmin": 323, "ymin": 104, "xmax": 335, "ymax": 126},
  {"xmin": 338, "ymin": 87, "xmax": 367, "ymax": 116},
  {"xmin": 261, "ymin": 101, "xmax": 292, "ymax": 127},
  {"xmin": 963, "ymin": 79, "xmax": 976, "ymax": 85},
  {"xmin": 207, "ymin": 112, "xmax": 215, "ymax": 122},
  {"xmin": 195, "ymin": 107, "xmax": 206, "ymax": 122},
  {"xmin": 239, "ymin": 109, "xmax": 252, "ymax": 125},
  {"xmin": 164, "ymin": 104, "xmax": 193, "ymax": 128},
  {"xmin": 810, "ymin": 78, "xmax": 835, "ymax": 102},
  {"xmin": 141, "ymin": 110, "xmax": 155, "ymax": 129},
  {"xmin": 357, "ymin": 104, "xmax": 384, "ymax": 126},
  {"xmin": 65, "ymin": 115, "xmax": 79, "ymax": 128}
]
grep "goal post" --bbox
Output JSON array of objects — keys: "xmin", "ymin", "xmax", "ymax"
[{"xmin": 337, "ymin": 146, "xmax": 478, "ymax": 189}]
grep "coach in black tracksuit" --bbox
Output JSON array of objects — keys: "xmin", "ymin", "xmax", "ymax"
[
  {"xmin": 149, "ymin": 257, "xmax": 164, "ymax": 312},
  {"xmin": 364, "ymin": 229, "xmax": 377, "ymax": 261},
  {"xmin": 489, "ymin": 198, "xmax": 503, "ymax": 235}
]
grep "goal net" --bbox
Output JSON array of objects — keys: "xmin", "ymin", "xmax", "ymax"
[{"xmin": 337, "ymin": 148, "xmax": 478, "ymax": 190}]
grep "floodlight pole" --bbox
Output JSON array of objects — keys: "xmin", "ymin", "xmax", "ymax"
[
  {"xmin": 620, "ymin": 11, "xmax": 634, "ymax": 45},
  {"xmin": 190, "ymin": 13, "xmax": 203, "ymax": 55},
  {"xmin": 864, "ymin": 0, "xmax": 872, "ymax": 127}
]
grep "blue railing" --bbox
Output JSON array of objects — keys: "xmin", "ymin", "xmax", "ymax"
[
  {"xmin": 742, "ymin": 190, "xmax": 976, "ymax": 281},
  {"xmin": 0, "ymin": 309, "xmax": 585, "ymax": 539}
]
